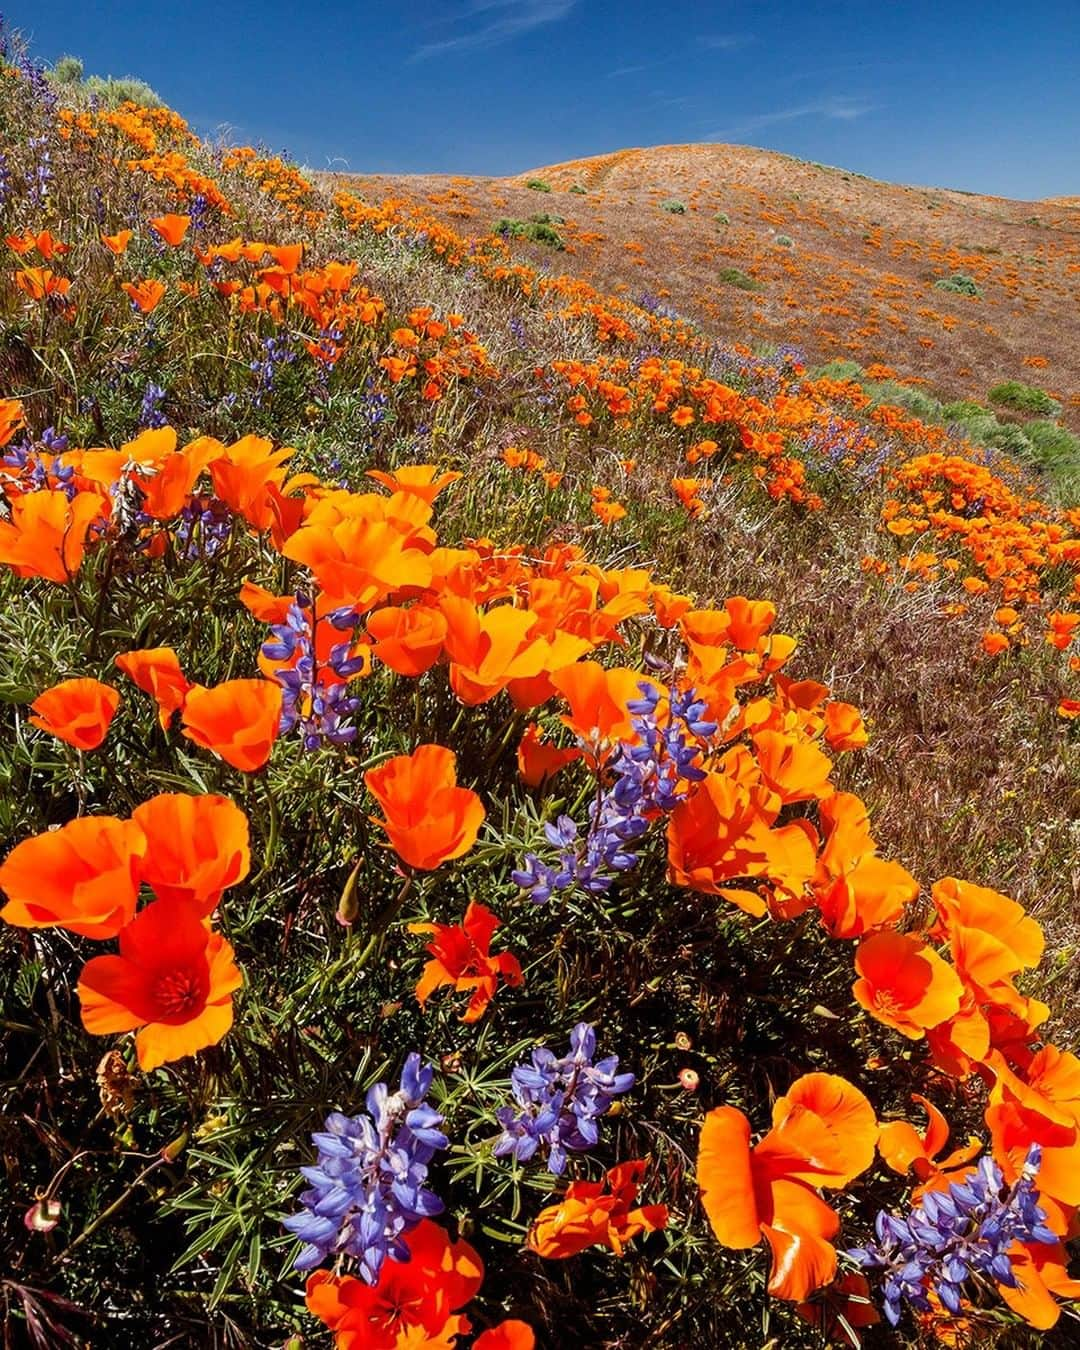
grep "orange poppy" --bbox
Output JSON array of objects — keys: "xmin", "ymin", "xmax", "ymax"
[
  {"xmin": 121, "ymin": 279, "xmax": 167, "ymax": 313},
  {"xmin": 365, "ymin": 744, "xmax": 485, "ymax": 871},
  {"xmin": 516, "ymin": 722, "xmax": 582, "ymax": 788},
  {"xmin": 115, "ymin": 647, "xmax": 194, "ymax": 729},
  {"xmin": 698, "ymin": 1073, "xmax": 876, "ymax": 1300},
  {"xmin": 14, "ymin": 267, "xmax": 72, "ymax": 300},
  {"xmin": 527, "ymin": 1160, "xmax": 668, "ymax": 1259},
  {"xmin": 408, "ymin": 900, "xmax": 522, "ymax": 1022},
  {"xmin": 181, "ymin": 679, "xmax": 282, "ymax": 772},
  {"xmin": 0, "ymin": 815, "xmax": 146, "ymax": 938},
  {"xmin": 366, "ymin": 604, "xmax": 447, "ymax": 676},
  {"xmin": 548, "ymin": 662, "xmax": 646, "ymax": 757},
  {"xmin": 473, "ymin": 1322, "xmax": 536, "ymax": 1350},
  {"xmin": 0, "ymin": 396, "xmax": 25, "ymax": 447},
  {"xmin": 366, "ymin": 464, "xmax": 462, "ymax": 504},
  {"xmin": 28, "ymin": 677, "xmax": 119, "ymax": 751},
  {"xmin": 77, "ymin": 900, "xmax": 241, "ymax": 1071},
  {"xmin": 131, "ymin": 793, "xmax": 250, "ymax": 916},
  {"xmin": 101, "ymin": 229, "xmax": 133, "ymax": 255},
  {"xmin": 305, "ymin": 1219, "xmax": 484, "ymax": 1350},
  {"xmin": 852, "ymin": 931, "xmax": 963, "ymax": 1039},
  {"xmin": 877, "ymin": 1093, "xmax": 981, "ymax": 1181},
  {"xmin": 149, "ymin": 214, "xmax": 191, "ymax": 246},
  {"xmin": 0, "ymin": 487, "xmax": 102, "ymax": 583}
]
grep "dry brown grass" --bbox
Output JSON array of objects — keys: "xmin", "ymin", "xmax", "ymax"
[{"xmin": 344, "ymin": 142, "xmax": 1080, "ymax": 428}]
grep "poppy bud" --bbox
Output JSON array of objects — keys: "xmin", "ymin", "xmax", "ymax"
[
  {"xmin": 24, "ymin": 1197, "xmax": 61, "ymax": 1232},
  {"xmin": 282, "ymin": 1339, "xmax": 304, "ymax": 1350},
  {"xmin": 161, "ymin": 1130, "xmax": 188, "ymax": 1162},
  {"xmin": 336, "ymin": 858, "xmax": 363, "ymax": 926}
]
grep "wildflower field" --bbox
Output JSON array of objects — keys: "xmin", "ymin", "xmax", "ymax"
[{"xmin": 2, "ymin": 29, "xmax": 1080, "ymax": 1350}]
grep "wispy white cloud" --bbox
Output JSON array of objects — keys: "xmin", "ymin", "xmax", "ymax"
[
  {"xmin": 411, "ymin": 0, "xmax": 576, "ymax": 62},
  {"xmin": 606, "ymin": 62, "xmax": 650, "ymax": 78},
  {"xmin": 705, "ymin": 95, "xmax": 874, "ymax": 139}
]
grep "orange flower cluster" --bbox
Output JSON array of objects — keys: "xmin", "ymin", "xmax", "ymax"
[
  {"xmin": 0, "ymin": 793, "xmax": 247, "ymax": 1070},
  {"xmin": 305, "ymin": 1219, "xmax": 533, "ymax": 1350}
]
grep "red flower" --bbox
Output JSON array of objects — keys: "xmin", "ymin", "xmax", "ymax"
[
  {"xmin": 304, "ymin": 1219, "xmax": 483, "ymax": 1350},
  {"xmin": 408, "ymin": 900, "xmax": 523, "ymax": 1022}
]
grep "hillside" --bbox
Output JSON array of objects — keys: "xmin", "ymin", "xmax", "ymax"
[
  {"xmin": 347, "ymin": 141, "xmax": 1080, "ymax": 431},
  {"xmin": 1, "ymin": 42, "xmax": 1080, "ymax": 1350}
]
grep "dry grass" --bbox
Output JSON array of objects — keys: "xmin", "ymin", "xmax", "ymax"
[{"xmin": 342, "ymin": 142, "xmax": 1080, "ymax": 430}]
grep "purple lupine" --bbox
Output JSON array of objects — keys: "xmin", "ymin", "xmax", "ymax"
[
  {"xmin": 250, "ymin": 333, "xmax": 296, "ymax": 406},
  {"xmin": 849, "ymin": 1145, "xmax": 1057, "ymax": 1327},
  {"xmin": 173, "ymin": 494, "xmax": 233, "ymax": 559},
  {"xmin": 261, "ymin": 595, "xmax": 366, "ymax": 749},
  {"xmin": 0, "ymin": 152, "xmax": 11, "ymax": 210},
  {"xmin": 513, "ymin": 678, "xmax": 715, "ymax": 904},
  {"xmin": 494, "ymin": 1023, "xmax": 634, "ymax": 1175},
  {"xmin": 283, "ymin": 1053, "xmax": 447, "ymax": 1284},
  {"xmin": 139, "ymin": 383, "xmax": 168, "ymax": 429},
  {"xmin": 26, "ymin": 135, "xmax": 52, "ymax": 207}
]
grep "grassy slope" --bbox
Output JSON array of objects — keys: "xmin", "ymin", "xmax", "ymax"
[{"xmin": 346, "ymin": 141, "xmax": 1080, "ymax": 431}]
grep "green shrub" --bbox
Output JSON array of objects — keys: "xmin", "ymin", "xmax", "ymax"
[
  {"xmin": 51, "ymin": 55, "xmax": 84, "ymax": 84},
  {"xmin": 1024, "ymin": 419, "xmax": 1080, "ymax": 470},
  {"xmin": 713, "ymin": 211, "xmax": 730, "ymax": 226},
  {"xmin": 716, "ymin": 267, "xmax": 763, "ymax": 291},
  {"xmin": 525, "ymin": 178, "xmax": 551, "ymax": 192},
  {"xmin": 661, "ymin": 199, "xmax": 686, "ymax": 214},
  {"xmin": 569, "ymin": 183, "xmax": 587, "ymax": 194},
  {"xmin": 988, "ymin": 380, "xmax": 1061, "ymax": 417},
  {"xmin": 813, "ymin": 359, "xmax": 864, "ymax": 381},
  {"xmin": 934, "ymin": 273, "xmax": 982, "ymax": 298},
  {"xmin": 867, "ymin": 381, "xmax": 942, "ymax": 422},
  {"xmin": 774, "ymin": 234, "xmax": 793, "ymax": 248},
  {"xmin": 492, "ymin": 217, "xmax": 565, "ymax": 250}
]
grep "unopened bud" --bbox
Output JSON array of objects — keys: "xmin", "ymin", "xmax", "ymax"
[
  {"xmin": 336, "ymin": 858, "xmax": 363, "ymax": 926},
  {"xmin": 161, "ymin": 1130, "xmax": 188, "ymax": 1162}
]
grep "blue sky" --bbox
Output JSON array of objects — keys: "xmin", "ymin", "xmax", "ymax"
[{"xmin": 8, "ymin": 0, "xmax": 1080, "ymax": 198}]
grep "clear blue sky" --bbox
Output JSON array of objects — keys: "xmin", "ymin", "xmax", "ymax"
[{"xmin": 8, "ymin": 0, "xmax": 1080, "ymax": 198}]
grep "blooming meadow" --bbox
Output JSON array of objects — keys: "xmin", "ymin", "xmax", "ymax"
[{"xmin": 1, "ymin": 28, "xmax": 1080, "ymax": 1349}]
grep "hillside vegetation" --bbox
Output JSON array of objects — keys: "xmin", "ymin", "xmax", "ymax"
[{"xmin": 1, "ymin": 29, "xmax": 1079, "ymax": 1350}]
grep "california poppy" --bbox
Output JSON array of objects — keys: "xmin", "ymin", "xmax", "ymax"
[
  {"xmin": 407, "ymin": 900, "xmax": 522, "ymax": 1021},
  {"xmin": 181, "ymin": 679, "xmax": 283, "ymax": 772},
  {"xmin": 115, "ymin": 647, "xmax": 193, "ymax": 729},
  {"xmin": 366, "ymin": 605, "xmax": 447, "ymax": 676},
  {"xmin": 0, "ymin": 815, "xmax": 146, "ymax": 938},
  {"xmin": 149, "ymin": 214, "xmax": 191, "ymax": 247},
  {"xmin": 473, "ymin": 1322, "xmax": 536, "ymax": 1350},
  {"xmin": 852, "ymin": 931, "xmax": 963, "ymax": 1039},
  {"xmin": 516, "ymin": 722, "xmax": 582, "ymax": 788},
  {"xmin": 698, "ymin": 1074, "xmax": 876, "ymax": 1300},
  {"xmin": 121, "ymin": 279, "xmax": 167, "ymax": 313},
  {"xmin": 365, "ymin": 744, "xmax": 484, "ymax": 871},
  {"xmin": 28, "ymin": 677, "xmax": 119, "ymax": 751},
  {"xmin": 131, "ymin": 793, "xmax": 250, "ymax": 915},
  {"xmin": 0, "ymin": 488, "xmax": 102, "ymax": 583},
  {"xmin": 305, "ymin": 1219, "xmax": 484, "ymax": 1350},
  {"xmin": 548, "ymin": 662, "xmax": 646, "ymax": 757},
  {"xmin": 77, "ymin": 900, "xmax": 241, "ymax": 1070},
  {"xmin": 366, "ymin": 464, "xmax": 462, "ymax": 504},
  {"xmin": 527, "ymin": 1160, "xmax": 668, "ymax": 1259},
  {"xmin": 101, "ymin": 229, "xmax": 133, "ymax": 255}
]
